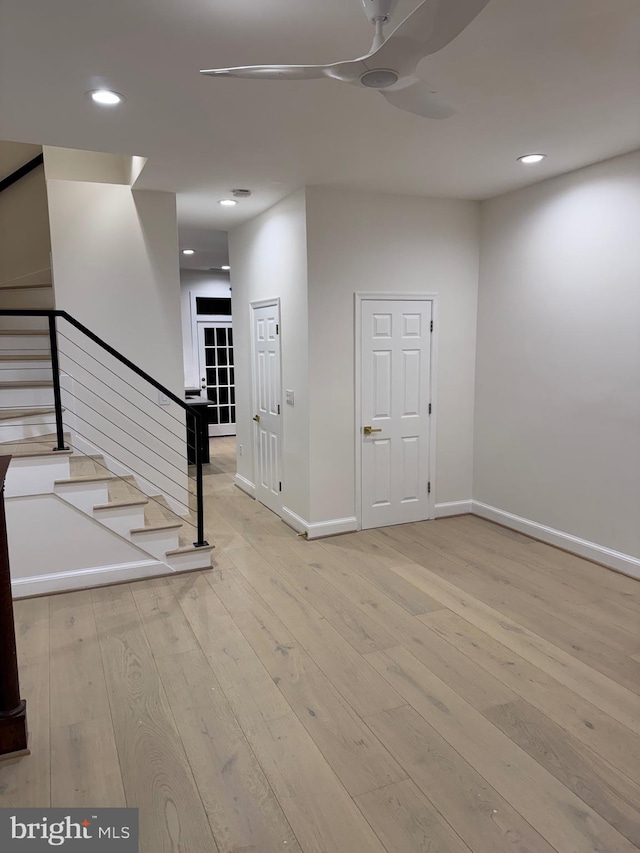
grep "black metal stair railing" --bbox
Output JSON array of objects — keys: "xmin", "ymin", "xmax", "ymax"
[{"xmin": 0, "ymin": 308, "xmax": 209, "ymax": 548}]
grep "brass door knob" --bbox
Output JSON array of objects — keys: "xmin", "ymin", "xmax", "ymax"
[
  {"xmin": 363, "ymin": 425, "xmax": 382, "ymax": 434},
  {"xmin": 253, "ymin": 414, "xmax": 261, "ymax": 423}
]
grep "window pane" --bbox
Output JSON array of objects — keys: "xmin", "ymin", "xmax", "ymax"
[
  {"xmin": 219, "ymin": 387, "xmax": 229, "ymax": 404},
  {"xmin": 218, "ymin": 368, "xmax": 228, "ymax": 385},
  {"xmin": 208, "ymin": 407, "xmax": 219, "ymax": 424},
  {"xmin": 206, "ymin": 388, "xmax": 217, "ymax": 404},
  {"xmin": 205, "ymin": 328, "xmax": 216, "ymax": 346},
  {"xmin": 217, "ymin": 348, "xmax": 228, "ymax": 366},
  {"xmin": 230, "ymin": 406, "xmax": 236, "ymax": 423},
  {"xmin": 197, "ymin": 297, "xmax": 232, "ymax": 315},
  {"xmin": 220, "ymin": 406, "xmax": 230, "ymax": 424},
  {"xmin": 216, "ymin": 327, "xmax": 226, "ymax": 346}
]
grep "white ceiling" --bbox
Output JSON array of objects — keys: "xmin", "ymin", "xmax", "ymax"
[{"xmin": 1, "ymin": 0, "xmax": 639, "ymax": 245}]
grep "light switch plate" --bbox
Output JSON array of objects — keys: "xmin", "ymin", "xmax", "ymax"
[
  {"xmin": 158, "ymin": 391, "xmax": 171, "ymax": 406},
  {"xmin": 285, "ymin": 389, "xmax": 295, "ymax": 406}
]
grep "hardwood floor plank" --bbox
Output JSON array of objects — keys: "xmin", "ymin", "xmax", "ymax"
[
  {"xmin": 224, "ymin": 578, "xmax": 408, "ymax": 796},
  {"xmin": 91, "ymin": 584, "xmax": 218, "ymax": 853},
  {"xmin": 227, "ymin": 545, "xmax": 404, "ymax": 717},
  {"xmin": 14, "ymin": 595, "xmax": 50, "ymax": 666},
  {"xmin": 259, "ymin": 540, "xmax": 398, "ymax": 653},
  {"xmin": 485, "ymin": 699, "xmax": 640, "ymax": 847},
  {"xmin": 264, "ymin": 544, "xmax": 518, "ymax": 712},
  {"xmin": 51, "ymin": 717, "xmax": 125, "ymax": 807},
  {"xmin": 130, "ymin": 577, "xmax": 199, "ymax": 658},
  {"xmin": 366, "ymin": 704, "xmax": 556, "ymax": 853},
  {"xmin": 172, "ymin": 571, "xmax": 388, "ymax": 853},
  {"xmin": 49, "ymin": 590, "xmax": 111, "ymax": 728},
  {"xmin": 354, "ymin": 778, "xmax": 472, "ymax": 853},
  {"xmin": 0, "ymin": 661, "xmax": 50, "ymax": 806},
  {"xmin": 155, "ymin": 648, "xmax": 302, "ymax": 853},
  {"xmin": 302, "ymin": 535, "xmax": 445, "ymax": 615},
  {"xmin": 423, "ymin": 609, "xmax": 640, "ymax": 785},
  {"xmin": 367, "ymin": 645, "xmax": 637, "ymax": 853},
  {"xmin": 381, "ymin": 555, "xmax": 640, "ymax": 733}
]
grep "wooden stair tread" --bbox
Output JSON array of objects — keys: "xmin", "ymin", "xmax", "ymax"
[
  {"xmin": 130, "ymin": 522, "xmax": 183, "ymax": 534},
  {"xmin": 0, "ymin": 380, "xmax": 54, "ymax": 388},
  {"xmin": 54, "ymin": 474, "xmax": 113, "ymax": 485},
  {"xmin": 94, "ymin": 497, "xmax": 148, "ymax": 510},
  {"xmin": 10, "ymin": 448, "xmax": 73, "ymax": 459},
  {"xmin": 0, "ymin": 406, "xmax": 56, "ymax": 421},
  {"xmin": 0, "ymin": 283, "xmax": 52, "ymax": 291},
  {"xmin": 0, "ymin": 329, "xmax": 49, "ymax": 336},
  {"xmin": 0, "ymin": 354, "xmax": 52, "ymax": 362},
  {"xmin": 165, "ymin": 543, "xmax": 215, "ymax": 556}
]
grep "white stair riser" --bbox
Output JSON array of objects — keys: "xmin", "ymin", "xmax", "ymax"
[
  {"xmin": 0, "ymin": 364, "xmax": 52, "ymax": 382},
  {"xmin": 0, "ymin": 336, "xmax": 50, "ymax": 354},
  {"xmin": 94, "ymin": 504, "xmax": 146, "ymax": 538},
  {"xmin": 166, "ymin": 549, "xmax": 212, "ymax": 572},
  {"xmin": 55, "ymin": 481, "xmax": 110, "ymax": 514},
  {"xmin": 0, "ymin": 416, "xmax": 59, "ymax": 444},
  {"xmin": 129, "ymin": 529, "xmax": 180, "ymax": 560},
  {"xmin": 0, "ymin": 287, "xmax": 54, "ymax": 310},
  {"xmin": 5, "ymin": 456, "xmax": 71, "ymax": 497},
  {"xmin": 0, "ymin": 386, "xmax": 54, "ymax": 407}
]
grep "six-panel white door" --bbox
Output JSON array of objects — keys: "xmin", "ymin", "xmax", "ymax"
[
  {"xmin": 361, "ymin": 299, "xmax": 432, "ymax": 529},
  {"xmin": 252, "ymin": 302, "xmax": 282, "ymax": 514}
]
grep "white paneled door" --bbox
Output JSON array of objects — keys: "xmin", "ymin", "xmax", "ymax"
[
  {"xmin": 360, "ymin": 298, "xmax": 433, "ymax": 529},
  {"xmin": 252, "ymin": 301, "xmax": 282, "ymax": 514}
]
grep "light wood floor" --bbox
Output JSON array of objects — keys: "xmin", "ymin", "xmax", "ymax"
[{"xmin": 1, "ymin": 435, "xmax": 639, "ymax": 852}]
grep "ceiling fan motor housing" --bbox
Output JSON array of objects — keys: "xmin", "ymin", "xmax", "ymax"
[{"xmin": 361, "ymin": 0, "xmax": 398, "ymax": 24}]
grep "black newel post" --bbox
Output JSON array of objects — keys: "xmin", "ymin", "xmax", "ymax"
[{"xmin": 0, "ymin": 456, "xmax": 28, "ymax": 757}]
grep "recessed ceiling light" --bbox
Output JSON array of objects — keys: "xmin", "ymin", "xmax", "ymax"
[
  {"xmin": 218, "ymin": 199, "xmax": 238, "ymax": 207},
  {"xmin": 517, "ymin": 153, "xmax": 546, "ymax": 164},
  {"xmin": 89, "ymin": 89, "xmax": 123, "ymax": 106},
  {"xmin": 182, "ymin": 249, "xmax": 195, "ymax": 255},
  {"xmin": 221, "ymin": 265, "xmax": 230, "ymax": 270}
]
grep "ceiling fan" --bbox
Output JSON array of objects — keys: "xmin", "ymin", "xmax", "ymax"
[{"xmin": 201, "ymin": 0, "xmax": 490, "ymax": 119}]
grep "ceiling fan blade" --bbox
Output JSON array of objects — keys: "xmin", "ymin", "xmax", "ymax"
[
  {"xmin": 368, "ymin": 0, "xmax": 491, "ymax": 77},
  {"xmin": 200, "ymin": 64, "xmax": 328, "ymax": 80},
  {"xmin": 381, "ymin": 79, "xmax": 456, "ymax": 119},
  {"xmin": 200, "ymin": 57, "xmax": 368, "ymax": 84}
]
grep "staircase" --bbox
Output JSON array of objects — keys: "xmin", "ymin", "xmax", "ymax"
[{"xmin": 0, "ymin": 291, "xmax": 213, "ymax": 597}]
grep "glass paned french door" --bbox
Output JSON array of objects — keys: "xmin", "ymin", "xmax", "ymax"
[{"xmin": 197, "ymin": 322, "xmax": 236, "ymax": 436}]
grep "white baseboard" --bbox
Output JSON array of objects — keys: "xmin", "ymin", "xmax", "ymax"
[
  {"xmin": 12, "ymin": 559, "xmax": 167, "ymax": 598},
  {"xmin": 281, "ymin": 506, "xmax": 358, "ymax": 540},
  {"xmin": 234, "ymin": 473, "xmax": 256, "ymax": 498},
  {"xmin": 472, "ymin": 501, "xmax": 640, "ymax": 580},
  {"xmin": 435, "ymin": 500, "xmax": 473, "ymax": 518}
]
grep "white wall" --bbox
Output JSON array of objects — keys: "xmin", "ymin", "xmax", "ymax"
[
  {"xmin": 476, "ymin": 150, "xmax": 640, "ymax": 560},
  {"xmin": 228, "ymin": 190, "xmax": 310, "ymax": 520},
  {"xmin": 0, "ymin": 155, "xmax": 51, "ymax": 288},
  {"xmin": 306, "ymin": 186, "xmax": 480, "ymax": 524},
  {"xmin": 180, "ymin": 268, "xmax": 231, "ymax": 388},
  {"xmin": 46, "ymin": 174, "xmax": 189, "ymax": 513}
]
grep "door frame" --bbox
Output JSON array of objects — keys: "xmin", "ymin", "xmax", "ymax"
[
  {"xmin": 249, "ymin": 297, "xmax": 283, "ymax": 513},
  {"xmin": 354, "ymin": 292, "xmax": 439, "ymax": 530}
]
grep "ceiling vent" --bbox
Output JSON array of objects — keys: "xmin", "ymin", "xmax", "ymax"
[{"xmin": 231, "ymin": 188, "xmax": 252, "ymax": 198}]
